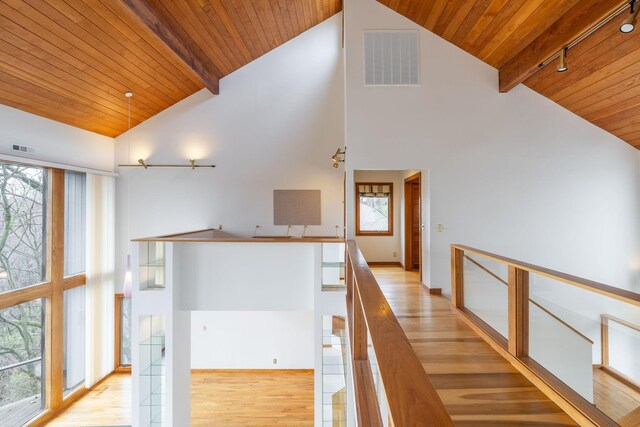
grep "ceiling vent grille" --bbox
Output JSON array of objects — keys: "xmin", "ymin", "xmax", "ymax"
[{"xmin": 364, "ymin": 30, "xmax": 419, "ymax": 86}]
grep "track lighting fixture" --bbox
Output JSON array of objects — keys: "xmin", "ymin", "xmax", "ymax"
[
  {"xmin": 331, "ymin": 147, "xmax": 346, "ymax": 169},
  {"xmin": 540, "ymin": 2, "xmax": 635, "ymax": 72},
  {"xmin": 621, "ymin": 0, "xmax": 639, "ymax": 32},
  {"xmin": 119, "ymin": 158, "xmax": 215, "ymax": 169},
  {"xmin": 557, "ymin": 47, "xmax": 568, "ymax": 73}
]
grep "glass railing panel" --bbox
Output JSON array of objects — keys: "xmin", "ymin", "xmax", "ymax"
[
  {"xmin": 599, "ymin": 315, "xmax": 640, "ymax": 423},
  {"xmin": 529, "ymin": 300, "xmax": 594, "ymax": 401},
  {"xmin": 367, "ymin": 328, "xmax": 390, "ymax": 426},
  {"xmin": 529, "ymin": 273, "xmax": 640, "ymax": 423},
  {"xmin": 322, "ymin": 243, "xmax": 346, "ymax": 291},
  {"xmin": 606, "ymin": 317, "xmax": 640, "ymax": 383},
  {"xmin": 462, "ymin": 255, "xmax": 509, "ymax": 338},
  {"xmin": 322, "ymin": 315, "xmax": 347, "ymax": 427}
]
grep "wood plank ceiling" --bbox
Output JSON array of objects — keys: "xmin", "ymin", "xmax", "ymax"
[
  {"xmin": 0, "ymin": 0, "xmax": 342, "ymax": 137},
  {"xmin": 379, "ymin": 0, "xmax": 640, "ymax": 149}
]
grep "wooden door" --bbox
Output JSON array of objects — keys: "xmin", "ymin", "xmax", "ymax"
[
  {"xmin": 411, "ymin": 183, "xmax": 420, "ymax": 270},
  {"xmin": 404, "ymin": 173, "xmax": 421, "ymax": 277}
]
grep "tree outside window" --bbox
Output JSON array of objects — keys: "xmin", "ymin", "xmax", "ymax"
[{"xmin": 0, "ymin": 163, "xmax": 47, "ymax": 424}]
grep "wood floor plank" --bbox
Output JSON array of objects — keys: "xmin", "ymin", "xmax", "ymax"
[
  {"xmin": 370, "ymin": 267, "xmax": 578, "ymax": 426},
  {"xmin": 191, "ymin": 370, "xmax": 314, "ymax": 426},
  {"xmin": 45, "ymin": 373, "xmax": 132, "ymax": 426},
  {"xmin": 593, "ymin": 367, "xmax": 640, "ymax": 423},
  {"xmin": 45, "ymin": 370, "xmax": 314, "ymax": 426}
]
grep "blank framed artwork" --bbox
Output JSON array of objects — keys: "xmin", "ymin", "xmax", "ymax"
[{"xmin": 273, "ymin": 190, "xmax": 321, "ymax": 225}]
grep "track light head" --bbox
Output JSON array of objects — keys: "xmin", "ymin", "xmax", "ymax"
[
  {"xmin": 621, "ymin": 1, "xmax": 639, "ymax": 33},
  {"xmin": 138, "ymin": 159, "xmax": 148, "ymax": 169},
  {"xmin": 330, "ymin": 147, "xmax": 345, "ymax": 168},
  {"xmin": 557, "ymin": 47, "xmax": 568, "ymax": 72}
]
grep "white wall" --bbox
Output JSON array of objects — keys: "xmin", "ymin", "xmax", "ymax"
[
  {"xmin": 344, "ymin": 0, "xmax": 640, "ymax": 294},
  {"xmin": 354, "ymin": 170, "xmax": 404, "ymax": 263},
  {"xmin": 191, "ymin": 311, "xmax": 314, "ymax": 369},
  {"xmin": 174, "ymin": 242, "xmax": 314, "ymax": 311},
  {"xmin": 115, "ymin": 15, "xmax": 345, "ymax": 291},
  {"xmin": 0, "ymin": 104, "xmax": 114, "ymax": 172}
]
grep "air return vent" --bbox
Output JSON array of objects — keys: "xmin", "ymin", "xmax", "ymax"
[{"xmin": 364, "ymin": 30, "xmax": 419, "ymax": 85}]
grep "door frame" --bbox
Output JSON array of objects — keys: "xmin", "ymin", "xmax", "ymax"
[{"xmin": 404, "ymin": 172, "xmax": 422, "ymax": 281}]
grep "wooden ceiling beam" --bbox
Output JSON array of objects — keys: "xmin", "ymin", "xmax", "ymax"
[
  {"xmin": 117, "ymin": 0, "xmax": 219, "ymax": 95},
  {"xmin": 498, "ymin": 0, "xmax": 625, "ymax": 93}
]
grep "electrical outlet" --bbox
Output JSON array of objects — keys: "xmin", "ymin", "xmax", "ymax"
[
  {"xmin": 437, "ymin": 224, "xmax": 444, "ymax": 232},
  {"xmin": 393, "ymin": 251, "xmax": 397, "ymax": 257},
  {"xmin": 272, "ymin": 358, "xmax": 278, "ymax": 365}
]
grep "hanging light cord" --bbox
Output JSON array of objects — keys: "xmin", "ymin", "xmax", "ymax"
[{"xmin": 126, "ymin": 92, "xmax": 132, "ymax": 264}]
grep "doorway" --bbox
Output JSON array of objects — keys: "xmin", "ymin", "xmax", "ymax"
[{"xmin": 404, "ymin": 173, "xmax": 421, "ymax": 279}]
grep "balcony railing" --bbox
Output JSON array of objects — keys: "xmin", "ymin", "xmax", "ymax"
[
  {"xmin": 0, "ymin": 358, "xmax": 43, "ymax": 427},
  {"xmin": 345, "ymin": 241, "xmax": 454, "ymax": 426},
  {"xmin": 451, "ymin": 244, "xmax": 640, "ymax": 427}
]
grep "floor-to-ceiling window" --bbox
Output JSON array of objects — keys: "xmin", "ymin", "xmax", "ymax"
[
  {"xmin": 0, "ymin": 163, "xmax": 47, "ymax": 426},
  {"xmin": 0, "ymin": 162, "xmax": 88, "ymax": 426}
]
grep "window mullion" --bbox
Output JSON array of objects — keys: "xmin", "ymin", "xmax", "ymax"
[{"xmin": 45, "ymin": 168, "xmax": 65, "ymax": 410}]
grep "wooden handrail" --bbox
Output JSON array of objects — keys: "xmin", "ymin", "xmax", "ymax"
[
  {"xmin": 453, "ymin": 244, "xmax": 640, "ymax": 307},
  {"xmin": 464, "ymin": 254, "xmax": 594, "ymax": 344},
  {"xmin": 601, "ymin": 314, "xmax": 640, "ymax": 333},
  {"xmin": 346, "ymin": 241, "xmax": 454, "ymax": 427}
]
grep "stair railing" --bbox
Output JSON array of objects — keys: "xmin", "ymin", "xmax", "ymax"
[
  {"xmin": 346, "ymin": 240, "xmax": 454, "ymax": 426},
  {"xmin": 451, "ymin": 244, "xmax": 640, "ymax": 427}
]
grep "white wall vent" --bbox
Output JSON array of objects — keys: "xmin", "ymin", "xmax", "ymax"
[
  {"xmin": 11, "ymin": 143, "xmax": 35, "ymax": 154},
  {"xmin": 364, "ymin": 30, "xmax": 419, "ymax": 86}
]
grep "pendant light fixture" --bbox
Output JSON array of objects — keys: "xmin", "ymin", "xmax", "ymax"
[
  {"xmin": 123, "ymin": 91, "xmax": 133, "ymax": 299},
  {"xmin": 621, "ymin": 0, "xmax": 639, "ymax": 33}
]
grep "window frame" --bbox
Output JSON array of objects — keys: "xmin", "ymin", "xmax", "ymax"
[
  {"xmin": 355, "ymin": 182, "xmax": 394, "ymax": 237},
  {"xmin": 0, "ymin": 164, "xmax": 87, "ymax": 426}
]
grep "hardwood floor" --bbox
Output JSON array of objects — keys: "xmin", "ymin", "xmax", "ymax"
[
  {"xmin": 370, "ymin": 267, "xmax": 578, "ymax": 426},
  {"xmin": 191, "ymin": 370, "xmax": 313, "ymax": 426},
  {"xmin": 44, "ymin": 370, "xmax": 313, "ymax": 426},
  {"xmin": 593, "ymin": 367, "xmax": 640, "ymax": 423},
  {"xmin": 45, "ymin": 268, "xmax": 605, "ymax": 426},
  {"xmin": 45, "ymin": 373, "xmax": 131, "ymax": 426}
]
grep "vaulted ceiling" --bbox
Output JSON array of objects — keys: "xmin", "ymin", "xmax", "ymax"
[
  {"xmin": 0, "ymin": 0, "xmax": 341, "ymax": 137},
  {"xmin": 379, "ymin": 0, "xmax": 640, "ymax": 149},
  {"xmin": 3, "ymin": 1, "xmax": 640, "ymax": 150}
]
